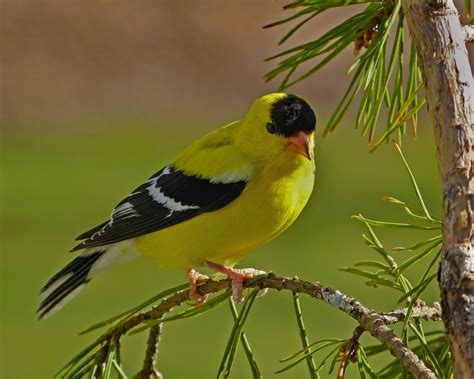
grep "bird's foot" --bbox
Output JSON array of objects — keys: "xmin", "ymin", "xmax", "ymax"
[
  {"xmin": 205, "ymin": 260, "xmax": 266, "ymax": 303},
  {"xmin": 186, "ymin": 268, "xmax": 210, "ymax": 306}
]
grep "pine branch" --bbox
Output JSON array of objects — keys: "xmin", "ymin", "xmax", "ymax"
[
  {"xmin": 379, "ymin": 302, "xmax": 442, "ymax": 325},
  {"xmin": 82, "ymin": 274, "xmax": 440, "ymax": 379},
  {"xmin": 136, "ymin": 324, "xmax": 163, "ymax": 379},
  {"xmin": 337, "ymin": 326, "xmax": 365, "ymax": 379}
]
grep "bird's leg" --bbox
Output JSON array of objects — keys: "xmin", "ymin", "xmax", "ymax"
[
  {"xmin": 205, "ymin": 260, "xmax": 266, "ymax": 303},
  {"xmin": 186, "ymin": 268, "xmax": 209, "ymax": 305}
]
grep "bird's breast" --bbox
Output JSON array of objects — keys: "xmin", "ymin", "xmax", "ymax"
[
  {"xmin": 135, "ymin": 155, "xmax": 315, "ymax": 268},
  {"xmin": 246, "ymin": 157, "xmax": 315, "ymax": 235}
]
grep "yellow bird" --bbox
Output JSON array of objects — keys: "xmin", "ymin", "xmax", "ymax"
[{"xmin": 38, "ymin": 93, "xmax": 316, "ymax": 319}]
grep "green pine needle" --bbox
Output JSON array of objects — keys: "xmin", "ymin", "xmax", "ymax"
[
  {"xmin": 128, "ymin": 289, "xmax": 232, "ymax": 336},
  {"xmin": 228, "ymin": 298, "xmax": 263, "ymax": 379},
  {"xmin": 276, "ymin": 340, "xmax": 344, "ymax": 374},
  {"xmin": 80, "ymin": 282, "xmax": 189, "ymax": 335},
  {"xmin": 292, "ymin": 292, "xmax": 318, "ymax": 378},
  {"xmin": 217, "ymin": 289, "xmax": 260, "ymax": 379},
  {"xmin": 266, "ymin": 0, "xmax": 425, "ymax": 150}
]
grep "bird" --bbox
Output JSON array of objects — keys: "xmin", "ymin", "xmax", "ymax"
[{"xmin": 38, "ymin": 93, "xmax": 317, "ymax": 320}]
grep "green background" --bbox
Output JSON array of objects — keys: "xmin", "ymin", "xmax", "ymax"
[{"xmin": 2, "ymin": 119, "xmax": 442, "ymax": 378}]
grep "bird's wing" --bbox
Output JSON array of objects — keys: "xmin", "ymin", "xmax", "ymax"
[{"xmin": 71, "ymin": 165, "xmax": 248, "ymax": 251}]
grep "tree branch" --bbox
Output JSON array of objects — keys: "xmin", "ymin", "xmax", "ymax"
[
  {"xmin": 400, "ymin": 1, "xmax": 474, "ymax": 377},
  {"xmin": 379, "ymin": 302, "xmax": 442, "ymax": 324},
  {"xmin": 338, "ymin": 326, "xmax": 365, "ymax": 379},
  {"xmin": 136, "ymin": 324, "xmax": 163, "ymax": 379},
  {"xmin": 93, "ymin": 274, "xmax": 438, "ymax": 379}
]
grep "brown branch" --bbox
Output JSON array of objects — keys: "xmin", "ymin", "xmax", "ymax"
[
  {"xmin": 401, "ymin": 1, "xmax": 474, "ymax": 377},
  {"xmin": 90, "ymin": 274, "xmax": 440, "ymax": 379},
  {"xmin": 337, "ymin": 325, "xmax": 365, "ymax": 379},
  {"xmin": 379, "ymin": 302, "xmax": 442, "ymax": 324},
  {"xmin": 336, "ymin": 301, "xmax": 442, "ymax": 379},
  {"xmin": 136, "ymin": 324, "xmax": 163, "ymax": 379},
  {"xmin": 93, "ymin": 335, "xmax": 117, "ymax": 378}
]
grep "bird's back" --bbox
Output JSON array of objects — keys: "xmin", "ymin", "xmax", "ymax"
[{"xmin": 173, "ymin": 121, "xmax": 254, "ymax": 183}]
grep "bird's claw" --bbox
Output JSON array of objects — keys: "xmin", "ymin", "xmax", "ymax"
[
  {"xmin": 204, "ymin": 261, "xmax": 266, "ymax": 303},
  {"xmin": 186, "ymin": 268, "xmax": 210, "ymax": 305},
  {"xmin": 229, "ymin": 268, "xmax": 267, "ymax": 303},
  {"xmin": 187, "ymin": 263, "xmax": 267, "ymax": 305}
]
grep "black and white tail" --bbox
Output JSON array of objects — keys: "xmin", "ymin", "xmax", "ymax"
[
  {"xmin": 38, "ymin": 251, "xmax": 105, "ymax": 319},
  {"xmin": 38, "ymin": 244, "xmax": 137, "ymax": 320}
]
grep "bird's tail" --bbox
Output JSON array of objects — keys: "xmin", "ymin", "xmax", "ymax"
[{"xmin": 38, "ymin": 244, "xmax": 137, "ymax": 320}]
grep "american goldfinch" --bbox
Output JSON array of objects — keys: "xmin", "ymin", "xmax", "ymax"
[{"xmin": 38, "ymin": 93, "xmax": 316, "ymax": 319}]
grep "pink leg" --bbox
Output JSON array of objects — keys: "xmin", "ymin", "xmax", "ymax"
[
  {"xmin": 186, "ymin": 268, "xmax": 209, "ymax": 305},
  {"xmin": 205, "ymin": 260, "xmax": 266, "ymax": 303}
]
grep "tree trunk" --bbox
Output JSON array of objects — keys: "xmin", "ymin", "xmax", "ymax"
[{"xmin": 401, "ymin": 0, "xmax": 474, "ymax": 377}]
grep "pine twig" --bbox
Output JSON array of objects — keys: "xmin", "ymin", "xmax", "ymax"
[
  {"xmin": 338, "ymin": 326, "xmax": 365, "ymax": 379},
  {"xmin": 379, "ymin": 302, "xmax": 442, "ymax": 324},
  {"xmin": 136, "ymin": 324, "xmax": 163, "ymax": 379},
  {"xmin": 84, "ymin": 274, "xmax": 439, "ymax": 379}
]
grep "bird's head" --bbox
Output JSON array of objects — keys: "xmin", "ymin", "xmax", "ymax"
[{"xmin": 237, "ymin": 93, "xmax": 316, "ymax": 163}]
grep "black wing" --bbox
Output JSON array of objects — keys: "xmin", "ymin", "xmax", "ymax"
[{"xmin": 71, "ymin": 165, "xmax": 247, "ymax": 251}]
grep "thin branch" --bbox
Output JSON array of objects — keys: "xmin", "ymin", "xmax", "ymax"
[
  {"xmin": 338, "ymin": 326, "xmax": 365, "ymax": 379},
  {"xmin": 464, "ymin": 25, "xmax": 474, "ymax": 42},
  {"xmin": 136, "ymin": 324, "xmax": 163, "ymax": 379},
  {"xmin": 92, "ymin": 274, "xmax": 437, "ymax": 379},
  {"xmin": 379, "ymin": 302, "xmax": 442, "ymax": 324},
  {"xmin": 93, "ymin": 335, "xmax": 117, "ymax": 378}
]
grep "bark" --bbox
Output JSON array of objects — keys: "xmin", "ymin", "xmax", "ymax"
[
  {"xmin": 401, "ymin": 1, "xmax": 474, "ymax": 377},
  {"xmin": 137, "ymin": 324, "xmax": 163, "ymax": 379}
]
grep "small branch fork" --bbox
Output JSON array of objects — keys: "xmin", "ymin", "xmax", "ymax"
[{"xmin": 93, "ymin": 274, "xmax": 441, "ymax": 379}]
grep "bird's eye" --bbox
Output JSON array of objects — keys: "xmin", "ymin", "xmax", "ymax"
[{"xmin": 266, "ymin": 122, "xmax": 276, "ymax": 134}]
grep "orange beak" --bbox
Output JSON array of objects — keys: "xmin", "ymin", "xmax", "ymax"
[{"xmin": 287, "ymin": 130, "xmax": 312, "ymax": 160}]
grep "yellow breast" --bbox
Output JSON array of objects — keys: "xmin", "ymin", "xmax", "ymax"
[{"xmin": 135, "ymin": 152, "xmax": 315, "ymax": 269}]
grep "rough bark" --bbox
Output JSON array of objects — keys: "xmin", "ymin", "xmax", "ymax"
[
  {"xmin": 401, "ymin": 1, "xmax": 474, "ymax": 377},
  {"xmin": 137, "ymin": 324, "xmax": 163, "ymax": 379}
]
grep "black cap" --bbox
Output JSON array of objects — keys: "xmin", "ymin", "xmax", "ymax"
[{"xmin": 269, "ymin": 94, "xmax": 316, "ymax": 137}]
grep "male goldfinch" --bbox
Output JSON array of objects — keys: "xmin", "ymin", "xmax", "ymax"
[{"xmin": 38, "ymin": 93, "xmax": 316, "ymax": 319}]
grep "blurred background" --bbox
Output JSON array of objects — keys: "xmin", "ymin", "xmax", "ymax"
[{"xmin": 1, "ymin": 1, "xmax": 472, "ymax": 378}]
